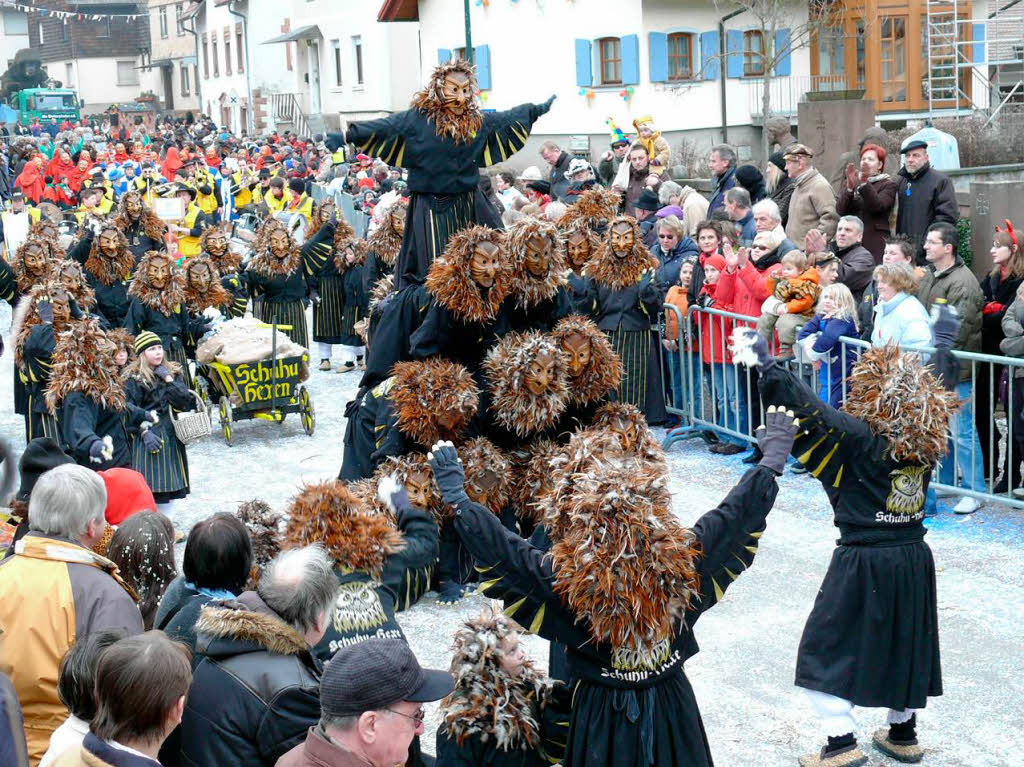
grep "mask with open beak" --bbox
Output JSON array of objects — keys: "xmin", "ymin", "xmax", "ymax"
[
  {"xmin": 128, "ymin": 250, "xmax": 185, "ymax": 315},
  {"xmin": 588, "ymin": 215, "xmax": 658, "ymax": 290},
  {"xmin": 484, "ymin": 331, "xmax": 569, "ymax": 438},
  {"xmin": 425, "ymin": 225, "xmax": 511, "ymax": 324},
  {"xmin": 551, "ymin": 315, "xmax": 622, "ymax": 406},
  {"xmin": 390, "ymin": 359, "xmax": 480, "ymax": 447},
  {"xmin": 505, "ymin": 217, "xmax": 566, "ymax": 309},
  {"xmin": 45, "ymin": 317, "xmax": 126, "ymax": 414},
  {"xmin": 411, "ymin": 59, "xmax": 484, "ymax": 143},
  {"xmin": 85, "ymin": 226, "xmax": 133, "ymax": 286}
]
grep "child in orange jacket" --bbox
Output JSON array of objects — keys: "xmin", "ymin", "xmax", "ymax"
[{"xmin": 756, "ymin": 250, "xmax": 820, "ymax": 355}]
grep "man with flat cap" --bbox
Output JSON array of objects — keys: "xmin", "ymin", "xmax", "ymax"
[
  {"xmin": 276, "ymin": 638, "xmax": 453, "ymax": 767},
  {"xmin": 895, "ymin": 138, "xmax": 958, "ymax": 264},
  {"xmin": 783, "ymin": 143, "xmax": 839, "ymax": 247}
]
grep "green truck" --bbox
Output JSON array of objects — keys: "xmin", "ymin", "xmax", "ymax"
[{"xmin": 10, "ymin": 87, "xmax": 81, "ymax": 126}]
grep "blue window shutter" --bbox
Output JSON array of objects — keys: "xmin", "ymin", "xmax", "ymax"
[
  {"xmin": 726, "ymin": 30, "xmax": 743, "ymax": 78},
  {"xmin": 649, "ymin": 32, "xmax": 668, "ymax": 83},
  {"xmin": 621, "ymin": 34, "xmax": 640, "ymax": 84},
  {"xmin": 700, "ymin": 30, "xmax": 720, "ymax": 80},
  {"xmin": 972, "ymin": 23, "xmax": 985, "ymax": 64},
  {"xmin": 773, "ymin": 28, "xmax": 791, "ymax": 76},
  {"xmin": 575, "ymin": 39, "xmax": 593, "ymax": 87},
  {"xmin": 437, "ymin": 48, "xmax": 451, "ymax": 64},
  {"xmin": 474, "ymin": 45, "xmax": 491, "ymax": 89}
]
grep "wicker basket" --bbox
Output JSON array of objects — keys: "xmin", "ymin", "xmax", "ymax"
[{"xmin": 171, "ymin": 390, "xmax": 212, "ymax": 445}]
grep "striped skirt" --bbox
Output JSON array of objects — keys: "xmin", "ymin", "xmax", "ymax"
[
  {"xmin": 254, "ymin": 299, "xmax": 309, "ymax": 349},
  {"xmin": 167, "ymin": 343, "xmax": 194, "ymax": 391},
  {"xmin": 607, "ymin": 328, "xmax": 667, "ymax": 425},
  {"xmin": 131, "ymin": 424, "xmax": 190, "ymax": 502},
  {"xmin": 314, "ymin": 275, "xmax": 361, "ymax": 345},
  {"xmin": 25, "ymin": 398, "xmax": 60, "ymax": 443}
]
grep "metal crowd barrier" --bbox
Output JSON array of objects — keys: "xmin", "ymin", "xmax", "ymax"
[
  {"xmin": 310, "ymin": 184, "xmax": 367, "ymax": 239},
  {"xmin": 659, "ymin": 304, "xmax": 1024, "ymax": 510}
]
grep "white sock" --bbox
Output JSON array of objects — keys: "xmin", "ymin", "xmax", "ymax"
[
  {"xmin": 157, "ymin": 499, "xmax": 175, "ymax": 516},
  {"xmin": 886, "ymin": 708, "xmax": 916, "ymax": 725},
  {"xmin": 317, "ymin": 342, "xmax": 333, "ymax": 360},
  {"xmin": 805, "ymin": 689, "xmax": 858, "ymax": 738}
]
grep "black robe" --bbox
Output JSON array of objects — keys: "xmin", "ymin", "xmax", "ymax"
[
  {"xmin": 60, "ymin": 392, "xmax": 144, "ymax": 471},
  {"xmin": 498, "ymin": 286, "xmax": 574, "ymax": 335},
  {"xmin": 245, "ymin": 265, "xmax": 310, "ymax": 348},
  {"xmin": 21, "ymin": 323, "xmax": 61, "ymax": 442},
  {"xmin": 302, "ymin": 225, "xmax": 367, "ymax": 346},
  {"xmin": 567, "ymin": 271, "xmax": 595, "ymax": 316},
  {"xmin": 362, "ymin": 250, "xmax": 393, "ymax": 295},
  {"xmin": 124, "ymin": 372, "xmax": 193, "ymax": 503},
  {"xmin": 338, "ymin": 380, "xmax": 409, "ymax": 481},
  {"xmin": 346, "ymin": 101, "xmax": 551, "ymax": 288},
  {"xmin": 358, "ymin": 284, "xmax": 432, "ymax": 390},
  {"xmin": 309, "ymin": 502, "xmax": 438, "ymax": 663},
  {"xmin": 453, "ymin": 465, "xmax": 779, "ymax": 767},
  {"xmin": 591, "ymin": 271, "xmax": 666, "ymax": 425},
  {"xmin": 69, "ymin": 235, "xmax": 131, "ymax": 327},
  {"xmin": 119, "ymin": 217, "xmax": 164, "ymax": 268},
  {"xmin": 757, "ymin": 363, "xmax": 942, "ymax": 709}
]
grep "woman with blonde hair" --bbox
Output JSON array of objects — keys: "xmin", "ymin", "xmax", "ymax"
[
  {"xmin": 123, "ymin": 331, "xmax": 194, "ymax": 515},
  {"xmin": 869, "ymin": 262, "xmax": 932, "ymax": 350}
]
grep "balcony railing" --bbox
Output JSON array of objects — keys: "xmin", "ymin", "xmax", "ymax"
[{"xmin": 746, "ymin": 74, "xmax": 856, "ymax": 120}]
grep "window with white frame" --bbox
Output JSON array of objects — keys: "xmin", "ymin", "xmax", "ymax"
[
  {"xmin": 353, "ymin": 35, "xmax": 364, "ymax": 85},
  {"xmin": 159, "ymin": 6, "xmax": 168, "ymax": 38},
  {"xmin": 117, "ymin": 60, "xmax": 139, "ymax": 86},
  {"xmin": 176, "ymin": 3, "xmax": 185, "ymax": 36},
  {"xmin": 3, "ymin": 12, "xmax": 28, "ymax": 36},
  {"xmin": 332, "ymin": 39, "xmax": 342, "ymax": 86},
  {"xmin": 180, "ymin": 62, "xmax": 191, "ymax": 96}
]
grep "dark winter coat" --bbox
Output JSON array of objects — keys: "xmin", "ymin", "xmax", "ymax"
[
  {"xmin": 0, "ymin": 671, "xmax": 28, "ymax": 767},
  {"xmin": 53, "ymin": 733, "xmax": 161, "ymax": 767},
  {"xmin": 837, "ymin": 175, "xmax": 898, "ymax": 262},
  {"xmin": 708, "ymin": 166, "xmax": 736, "ymax": 215},
  {"xmin": 549, "ymin": 151, "xmax": 572, "ymax": 202},
  {"xmin": 895, "ymin": 162, "xmax": 959, "ymax": 262},
  {"xmin": 771, "ymin": 176, "xmax": 796, "ymax": 229},
  {"xmin": 154, "ymin": 576, "xmax": 200, "ymax": 631},
  {"xmin": 338, "ymin": 380, "xmax": 408, "ymax": 481},
  {"xmin": 831, "ymin": 241, "xmax": 875, "ymax": 302},
  {"xmin": 60, "ymin": 392, "xmax": 134, "ymax": 470},
  {"xmin": 161, "ymin": 593, "xmax": 215, "ymax": 653},
  {"xmin": 650, "ymin": 237, "xmax": 699, "ymax": 299},
  {"xmin": 916, "ymin": 257, "xmax": 984, "ymax": 380},
  {"xmin": 591, "ymin": 271, "xmax": 662, "ymax": 333},
  {"xmin": 979, "ymin": 269, "xmax": 1023, "ymax": 356},
  {"xmin": 177, "ymin": 591, "xmax": 321, "ymax": 767},
  {"xmin": 118, "ymin": 218, "xmax": 164, "ymax": 267}
]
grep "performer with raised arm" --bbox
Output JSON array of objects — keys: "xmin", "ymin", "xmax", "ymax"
[
  {"xmin": 339, "ymin": 59, "xmax": 554, "ymax": 288},
  {"xmin": 423, "ymin": 403, "xmax": 797, "ymax": 767},
  {"xmin": 732, "ymin": 312, "xmax": 960, "ymax": 767}
]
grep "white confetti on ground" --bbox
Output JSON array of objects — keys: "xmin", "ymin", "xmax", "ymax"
[{"xmin": 2, "ymin": 302, "xmax": 1022, "ymax": 766}]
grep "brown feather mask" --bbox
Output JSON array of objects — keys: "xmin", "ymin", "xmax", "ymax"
[
  {"xmin": 128, "ymin": 250, "xmax": 186, "ymax": 315},
  {"xmin": 84, "ymin": 226, "xmax": 134, "ymax": 286},
  {"xmin": 551, "ymin": 315, "xmax": 622, "ymax": 405},
  {"xmin": 113, "ymin": 192, "xmax": 168, "ymax": 242},
  {"xmin": 105, "ymin": 327, "xmax": 136, "ymax": 370},
  {"xmin": 201, "ymin": 222, "xmax": 242, "ymax": 273},
  {"xmin": 391, "ymin": 359, "xmax": 480, "ymax": 447},
  {"xmin": 543, "ymin": 431, "xmax": 701, "ymax": 660},
  {"xmin": 505, "ymin": 217, "xmax": 566, "ymax": 309},
  {"xmin": 183, "ymin": 255, "xmax": 231, "ymax": 313},
  {"xmin": 589, "ymin": 402, "xmax": 662, "ymax": 459},
  {"xmin": 333, "ymin": 236, "xmax": 368, "ymax": 275},
  {"xmin": 45, "ymin": 318, "xmax": 126, "ymax": 414},
  {"xmin": 441, "ymin": 610, "xmax": 555, "ymax": 750},
  {"xmin": 29, "ymin": 221, "xmax": 67, "ymax": 261},
  {"xmin": 366, "ymin": 200, "xmax": 407, "ymax": 266},
  {"xmin": 249, "ymin": 219, "xmax": 302, "ymax": 277},
  {"xmin": 558, "ymin": 218, "xmax": 601, "ymax": 274},
  {"xmin": 587, "ymin": 215, "xmax": 658, "ymax": 290},
  {"xmin": 53, "ymin": 259, "xmax": 97, "ymax": 312},
  {"xmin": 236, "ymin": 498, "xmax": 283, "ymax": 589},
  {"xmin": 425, "ymin": 225, "xmax": 511, "ymax": 324},
  {"xmin": 509, "ymin": 438, "xmax": 565, "ymax": 525},
  {"xmin": 484, "ymin": 331, "xmax": 569, "ymax": 438},
  {"xmin": 375, "ymin": 454, "xmax": 452, "ymax": 524},
  {"xmin": 556, "ymin": 186, "xmax": 620, "ymax": 232},
  {"xmin": 12, "ymin": 237, "xmax": 57, "ymax": 294},
  {"xmin": 411, "ymin": 59, "xmax": 484, "ymax": 143},
  {"xmin": 841, "ymin": 344, "xmax": 959, "ymax": 465},
  {"xmin": 13, "ymin": 280, "xmax": 68, "ymax": 367},
  {"xmin": 459, "ymin": 437, "xmax": 512, "ymax": 515},
  {"xmin": 284, "ymin": 481, "xmax": 405, "ymax": 579}
]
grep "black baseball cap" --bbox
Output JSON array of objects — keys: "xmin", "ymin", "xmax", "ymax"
[{"xmin": 320, "ymin": 638, "xmax": 453, "ymax": 718}]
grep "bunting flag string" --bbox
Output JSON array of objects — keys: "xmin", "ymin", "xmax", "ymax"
[{"xmin": 0, "ymin": 1, "xmax": 147, "ymax": 21}]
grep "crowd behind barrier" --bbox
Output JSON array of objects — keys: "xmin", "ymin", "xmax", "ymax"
[{"xmin": 658, "ymin": 303, "xmax": 1024, "ymax": 510}]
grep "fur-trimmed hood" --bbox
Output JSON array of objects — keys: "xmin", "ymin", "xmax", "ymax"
[
  {"xmin": 587, "ymin": 216, "xmax": 658, "ymax": 290},
  {"xmin": 12, "ymin": 236, "xmax": 57, "ymax": 294},
  {"xmin": 542, "ymin": 431, "xmax": 700, "ymax": 659},
  {"xmin": 248, "ymin": 219, "xmax": 302, "ymax": 277},
  {"xmin": 425, "ymin": 225, "xmax": 512, "ymax": 324},
  {"xmin": 201, "ymin": 223, "xmax": 242, "ymax": 273},
  {"xmin": 460, "ymin": 437, "xmax": 512, "ymax": 515},
  {"xmin": 411, "ymin": 59, "xmax": 483, "ymax": 143},
  {"xmin": 332, "ymin": 226, "xmax": 368, "ymax": 274},
  {"xmin": 196, "ymin": 591, "xmax": 308, "ymax": 656},
  {"xmin": 441, "ymin": 610, "xmax": 555, "ymax": 751},
  {"xmin": 84, "ymin": 226, "xmax": 134, "ymax": 286},
  {"xmin": 45, "ymin": 318, "xmax": 126, "ymax": 414},
  {"xmin": 128, "ymin": 250, "xmax": 186, "ymax": 315},
  {"xmin": 183, "ymin": 255, "xmax": 231, "ymax": 313},
  {"xmin": 366, "ymin": 200, "xmax": 407, "ymax": 266},
  {"xmin": 556, "ymin": 186, "xmax": 620, "ymax": 232},
  {"xmin": 391, "ymin": 359, "xmax": 480, "ymax": 446},
  {"xmin": 842, "ymin": 344, "xmax": 959, "ymax": 465},
  {"xmin": 484, "ymin": 331, "xmax": 569, "ymax": 438},
  {"xmin": 505, "ymin": 217, "xmax": 566, "ymax": 309},
  {"xmin": 284, "ymin": 481, "xmax": 405, "ymax": 579},
  {"xmin": 552, "ymin": 315, "xmax": 622, "ymax": 405},
  {"xmin": 53, "ymin": 259, "xmax": 96, "ymax": 312},
  {"xmin": 113, "ymin": 192, "xmax": 167, "ymax": 242},
  {"xmin": 509, "ymin": 438, "xmax": 564, "ymax": 525}
]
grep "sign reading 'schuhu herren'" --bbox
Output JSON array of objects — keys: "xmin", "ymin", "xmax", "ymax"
[{"xmin": 232, "ymin": 357, "xmax": 302, "ymax": 405}]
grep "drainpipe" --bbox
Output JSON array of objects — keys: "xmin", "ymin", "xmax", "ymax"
[
  {"xmin": 227, "ymin": 1, "xmax": 253, "ymax": 135},
  {"xmin": 718, "ymin": 8, "xmax": 744, "ymax": 143}
]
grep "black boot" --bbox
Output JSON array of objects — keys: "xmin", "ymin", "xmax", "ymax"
[
  {"xmin": 872, "ymin": 714, "xmax": 923, "ymax": 763},
  {"xmin": 798, "ymin": 733, "xmax": 867, "ymax": 767}
]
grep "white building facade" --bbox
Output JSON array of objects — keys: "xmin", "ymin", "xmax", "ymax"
[
  {"xmin": 0, "ymin": 9, "xmax": 29, "ymax": 72},
  {"xmin": 143, "ymin": 0, "xmax": 200, "ymax": 114}
]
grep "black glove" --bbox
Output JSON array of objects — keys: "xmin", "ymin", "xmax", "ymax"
[
  {"xmin": 541, "ymin": 94, "xmax": 556, "ymax": 112},
  {"xmin": 756, "ymin": 405, "xmax": 799, "ymax": 475},
  {"xmin": 142, "ymin": 429, "xmax": 163, "ymax": 453},
  {"xmin": 37, "ymin": 300, "xmax": 54, "ymax": 324},
  {"xmin": 731, "ymin": 327, "xmax": 775, "ymax": 370},
  {"xmin": 88, "ymin": 439, "xmax": 106, "ymax": 464},
  {"xmin": 931, "ymin": 302, "xmax": 960, "ymax": 349},
  {"xmin": 153, "ymin": 364, "xmax": 170, "ymax": 380},
  {"xmin": 427, "ymin": 440, "xmax": 470, "ymax": 509}
]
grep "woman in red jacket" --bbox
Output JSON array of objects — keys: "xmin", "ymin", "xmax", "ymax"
[{"xmin": 696, "ymin": 253, "xmax": 749, "ymax": 453}]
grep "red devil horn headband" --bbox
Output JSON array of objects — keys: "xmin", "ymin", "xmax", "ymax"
[{"xmin": 995, "ymin": 219, "xmax": 1018, "ymax": 248}]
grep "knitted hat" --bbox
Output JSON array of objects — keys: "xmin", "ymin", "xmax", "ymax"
[
  {"xmin": 288, "ymin": 178, "xmax": 305, "ymax": 195},
  {"xmin": 98, "ymin": 468, "xmax": 156, "ymax": 525},
  {"xmin": 634, "ymin": 188, "xmax": 661, "ymax": 212},
  {"xmin": 16, "ymin": 438, "xmax": 74, "ymax": 501},
  {"xmin": 134, "ymin": 330, "xmax": 162, "ymax": 355},
  {"xmin": 704, "ymin": 253, "xmax": 726, "ymax": 272}
]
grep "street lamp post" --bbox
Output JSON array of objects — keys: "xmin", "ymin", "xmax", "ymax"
[{"xmin": 464, "ymin": 0, "xmax": 474, "ymax": 65}]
